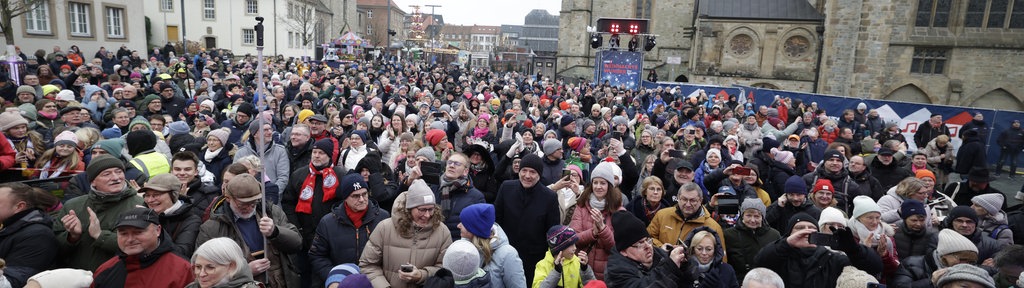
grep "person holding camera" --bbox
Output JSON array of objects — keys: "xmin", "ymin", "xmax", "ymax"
[
  {"xmin": 754, "ymin": 212, "xmax": 883, "ymax": 287},
  {"xmin": 647, "ymin": 182, "xmax": 726, "ymax": 256},
  {"xmin": 605, "ymin": 211, "xmax": 694, "ymax": 287}
]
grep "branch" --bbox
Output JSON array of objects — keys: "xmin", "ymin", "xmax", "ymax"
[{"xmin": 6, "ymin": 0, "xmax": 45, "ymax": 18}]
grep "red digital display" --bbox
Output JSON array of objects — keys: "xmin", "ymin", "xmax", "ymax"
[{"xmin": 597, "ymin": 18, "xmax": 649, "ymax": 35}]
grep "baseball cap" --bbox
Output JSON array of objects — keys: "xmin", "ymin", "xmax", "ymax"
[
  {"xmin": 115, "ymin": 207, "xmax": 160, "ymax": 229},
  {"xmin": 668, "ymin": 158, "xmax": 694, "ymax": 172},
  {"xmin": 225, "ymin": 174, "xmax": 263, "ymax": 202},
  {"xmin": 878, "ymin": 147, "xmax": 895, "ymax": 156}
]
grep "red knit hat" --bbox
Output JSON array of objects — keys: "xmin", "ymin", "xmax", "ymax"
[
  {"xmin": 425, "ymin": 129, "xmax": 446, "ymax": 147},
  {"xmin": 813, "ymin": 178, "xmax": 835, "ymax": 193}
]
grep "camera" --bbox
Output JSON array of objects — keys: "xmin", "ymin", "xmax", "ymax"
[
  {"xmin": 668, "ymin": 149, "xmax": 684, "ymax": 158},
  {"xmin": 715, "ymin": 194, "xmax": 739, "ymax": 215},
  {"xmin": 400, "ymin": 264, "xmax": 414, "ymax": 273},
  {"xmin": 808, "ymin": 232, "xmax": 838, "ymax": 247},
  {"xmin": 732, "ymin": 167, "xmax": 751, "ymax": 176}
]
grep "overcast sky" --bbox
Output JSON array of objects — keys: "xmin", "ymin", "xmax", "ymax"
[{"xmin": 391, "ymin": 0, "xmax": 561, "ymax": 26}]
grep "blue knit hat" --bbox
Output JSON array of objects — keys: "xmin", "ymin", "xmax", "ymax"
[
  {"xmin": 784, "ymin": 175, "xmax": 808, "ymax": 195},
  {"xmin": 900, "ymin": 199, "xmax": 927, "ymax": 219},
  {"xmin": 167, "ymin": 121, "xmax": 189, "ymax": 136},
  {"xmin": 559, "ymin": 114, "xmax": 575, "ymax": 128},
  {"xmin": 338, "ymin": 173, "xmax": 367, "ymax": 201},
  {"xmin": 459, "ymin": 204, "xmax": 495, "ymax": 239},
  {"xmin": 546, "ymin": 225, "xmax": 579, "ymax": 254},
  {"xmin": 350, "ymin": 130, "xmax": 368, "ymax": 142},
  {"xmin": 325, "ymin": 263, "xmax": 362, "ymax": 287},
  {"xmin": 101, "ymin": 126, "xmax": 122, "ymax": 139}
]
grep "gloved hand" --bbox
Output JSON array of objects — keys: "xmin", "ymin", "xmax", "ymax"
[
  {"xmin": 832, "ymin": 226, "xmax": 861, "ymax": 257},
  {"xmin": 700, "ymin": 270, "xmax": 721, "ymax": 288}
]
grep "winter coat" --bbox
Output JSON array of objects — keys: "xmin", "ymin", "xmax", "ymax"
[
  {"xmin": 944, "ymin": 181, "xmax": 1003, "ymax": 208},
  {"xmin": 724, "ymin": 218, "xmax": 781, "ymax": 281},
  {"xmin": 65, "ymin": 163, "xmax": 147, "ymax": 202},
  {"xmin": 955, "ymin": 132, "xmax": 987, "ymax": 174},
  {"xmin": 920, "ymin": 138, "xmax": 954, "ymax": 167},
  {"xmin": 532, "ymin": 250, "xmax": 596, "ymax": 288},
  {"xmin": 197, "ymin": 201, "xmax": 302, "ymax": 288},
  {"xmin": 927, "ymin": 224, "xmax": 1006, "ymax": 262},
  {"xmin": 286, "ymin": 139, "xmax": 314, "ymax": 172},
  {"xmin": 567, "ymin": 203, "xmax": 620, "ymax": 280},
  {"xmin": 53, "ymin": 186, "xmax": 144, "ymax": 271},
  {"xmin": 235, "ymin": 141, "xmax": 291, "ymax": 191},
  {"xmin": 630, "ymin": 143, "xmax": 657, "ymax": 172},
  {"xmin": 184, "ymin": 267, "xmax": 261, "ymax": 288},
  {"xmin": 0, "ymin": 209, "xmax": 58, "ymax": 287},
  {"xmin": 464, "ymin": 145, "xmax": 500, "ymax": 203},
  {"xmin": 359, "ymin": 192, "xmax": 453, "ymax": 288},
  {"xmin": 187, "ymin": 177, "xmax": 221, "ymax": 220},
  {"xmin": 199, "ymin": 143, "xmax": 235, "ymax": 187},
  {"xmin": 865, "ymin": 115, "xmax": 885, "ymax": 137},
  {"xmin": 765, "ymin": 201, "xmax": 821, "ymax": 234},
  {"xmin": 913, "ymin": 123, "xmax": 950, "ymax": 149},
  {"xmin": 753, "ymin": 237, "xmax": 882, "ymax": 288},
  {"xmin": 483, "ymin": 224, "xmax": 527, "ymax": 288},
  {"xmin": 997, "ymin": 127, "xmax": 1024, "ymax": 151},
  {"xmin": 282, "ymin": 165, "xmax": 348, "ymax": 250},
  {"xmin": 157, "ymin": 198, "xmax": 202, "ymax": 258},
  {"xmin": 960, "ymin": 119, "xmax": 990, "ymax": 143},
  {"xmin": 433, "ymin": 181, "xmax": 486, "ymax": 241},
  {"xmin": 893, "ymin": 220, "xmax": 933, "ymax": 261},
  {"xmin": 683, "ymin": 227, "xmax": 739, "ymax": 288},
  {"xmin": 802, "ymin": 166, "xmax": 861, "ymax": 214},
  {"xmin": 978, "ymin": 211, "xmax": 1014, "ymax": 246},
  {"xmin": 647, "ymin": 206, "xmax": 727, "ymax": 259},
  {"xmin": 850, "ymin": 169, "xmax": 885, "ymax": 201},
  {"xmin": 494, "ymin": 179, "xmax": 561, "ymax": 283},
  {"xmin": 869, "ymin": 157, "xmax": 913, "ymax": 191},
  {"xmin": 91, "ymin": 232, "xmax": 195, "ymax": 288},
  {"xmin": 1008, "ymin": 204, "xmax": 1024, "ymax": 245},
  {"xmin": 309, "ymin": 200, "xmax": 390, "ymax": 284},
  {"xmin": 540, "ymin": 156, "xmax": 567, "ymax": 186},
  {"xmin": 892, "ymin": 253, "xmax": 939, "ymax": 288},
  {"xmin": 626, "ymin": 197, "xmax": 674, "ymax": 227},
  {"xmin": 605, "ymin": 246, "xmax": 694, "ymax": 288}
]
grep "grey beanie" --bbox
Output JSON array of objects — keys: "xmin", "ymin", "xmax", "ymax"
[
  {"xmin": 971, "ymin": 193, "xmax": 1004, "ymax": 217},
  {"xmin": 415, "ymin": 147, "xmax": 437, "ymax": 162},
  {"xmin": 936, "ymin": 264, "xmax": 995, "ymax": 288},
  {"xmin": 740, "ymin": 198, "xmax": 766, "ymax": 217},
  {"xmin": 543, "ymin": 138, "xmax": 562, "ymax": 155}
]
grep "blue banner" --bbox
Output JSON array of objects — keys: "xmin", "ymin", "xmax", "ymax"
[
  {"xmin": 738, "ymin": 85, "xmax": 1024, "ymax": 165},
  {"xmin": 594, "ymin": 50, "xmax": 643, "ymax": 90}
]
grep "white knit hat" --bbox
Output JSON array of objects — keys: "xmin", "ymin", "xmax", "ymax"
[
  {"xmin": 56, "ymin": 90, "xmax": 76, "ymax": 101},
  {"xmin": 850, "ymin": 195, "xmax": 882, "ymax": 221},
  {"xmin": 835, "ymin": 266, "xmax": 879, "ymax": 288},
  {"xmin": 405, "ymin": 179, "xmax": 435, "ymax": 209},
  {"xmin": 591, "ymin": 159, "xmax": 623, "ymax": 187},
  {"xmin": 28, "ymin": 268, "xmax": 93, "ymax": 288},
  {"xmin": 443, "ymin": 240, "xmax": 481, "ymax": 282},
  {"xmin": 818, "ymin": 207, "xmax": 847, "ymax": 228},
  {"xmin": 936, "ymin": 229, "xmax": 978, "ymax": 256},
  {"xmin": 971, "ymin": 193, "xmax": 1004, "ymax": 217}
]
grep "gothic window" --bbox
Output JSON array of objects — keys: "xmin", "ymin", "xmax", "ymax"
[
  {"xmin": 729, "ymin": 34, "xmax": 753, "ymax": 57},
  {"xmin": 966, "ymin": 0, "xmax": 1016, "ymax": 28},
  {"xmin": 910, "ymin": 48, "xmax": 948, "ymax": 74},
  {"xmin": 634, "ymin": 0, "xmax": 653, "ymax": 19},
  {"xmin": 783, "ymin": 36, "xmax": 810, "ymax": 59},
  {"xmin": 915, "ymin": 0, "xmax": 951, "ymax": 27}
]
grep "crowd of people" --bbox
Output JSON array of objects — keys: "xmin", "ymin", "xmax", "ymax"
[{"xmin": 0, "ymin": 43, "xmax": 1023, "ymax": 288}]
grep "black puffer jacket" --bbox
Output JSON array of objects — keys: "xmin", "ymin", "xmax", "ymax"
[
  {"xmin": 0, "ymin": 209, "xmax": 58, "ymax": 288},
  {"xmin": 802, "ymin": 166, "xmax": 861, "ymax": 214},
  {"xmin": 891, "ymin": 253, "xmax": 939, "ymax": 288},
  {"xmin": 850, "ymin": 169, "xmax": 885, "ymax": 201},
  {"xmin": 753, "ymin": 237, "xmax": 882, "ymax": 288},
  {"xmin": 308, "ymin": 200, "xmax": 389, "ymax": 284},
  {"xmin": 954, "ymin": 132, "xmax": 987, "ymax": 175},
  {"xmin": 605, "ymin": 247, "xmax": 694, "ymax": 288},
  {"xmin": 158, "ymin": 197, "xmax": 202, "ymax": 258},
  {"xmin": 868, "ymin": 157, "xmax": 913, "ymax": 191},
  {"xmin": 724, "ymin": 218, "xmax": 781, "ymax": 280},
  {"xmin": 892, "ymin": 220, "xmax": 933, "ymax": 261}
]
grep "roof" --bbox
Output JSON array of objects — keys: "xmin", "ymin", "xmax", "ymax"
[
  {"xmin": 470, "ymin": 25, "xmax": 500, "ymax": 35},
  {"xmin": 699, "ymin": 0, "xmax": 824, "ymax": 21},
  {"xmin": 356, "ymin": 0, "xmax": 407, "ymax": 14}
]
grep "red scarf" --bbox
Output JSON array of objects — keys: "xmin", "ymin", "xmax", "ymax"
[
  {"xmin": 345, "ymin": 203, "xmax": 367, "ymax": 228},
  {"xmin": 296, "ymin": 163, "xmax": 338, "ymax": 214}
]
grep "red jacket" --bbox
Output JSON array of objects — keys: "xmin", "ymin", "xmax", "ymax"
[
  {"xmin": 0, "ymin": 134, "xmax": 16, "ymax": 171},
  {"xmin": 91, "ymin": 234, "xmax": 195, "ymax": 288}
]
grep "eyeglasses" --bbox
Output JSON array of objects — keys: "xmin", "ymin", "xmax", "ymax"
[
  {"xmin": 413, "ymin": 206, "xmax": 435, "ymax": 213},
  {"xmin": 446, "ymin": 160, "xmax": 465, "ymax": 168},
  {"xmin": 43, "ymin": 105, "xmax": 57, "ymax": 108},
  {"xmin": 349, "ymin": 192, "xmax": 369, "ymax": 200},
  {"xmin": 679, "ymin": 197, "xmax": 701, "ymax": 205},
  {"xmin": 631, "ymin": 238, "xmax": 653, "ymax": 249}
]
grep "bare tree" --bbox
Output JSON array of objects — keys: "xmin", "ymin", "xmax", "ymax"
[
  {"xmin": 0, "ymin": 0, "xmax": 46, "ymax": 45},
  {"xmin": 277, "ymin": 1, "xmax": 319, "ymax": 49}
]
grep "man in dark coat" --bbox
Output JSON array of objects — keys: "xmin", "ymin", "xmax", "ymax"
[
  {"xmin": 893, "ymin": 229, "xmax": 980, "ymax": 287},
  {"xmin": 869, "ymin": 147, "xmax": 913, "ymax": 191},
  {"xmin": 892, "ymin": 199, "xmax": 933, "ymax": 261},
  {"xmin": 431, "ymin": 153, "xmax": 485, "ymax": 241},
  {"xmin": 171, "ymin": 151, "xmax": 220, "ymax": 219},
  {"xmin": 848, "ymin": 155, "xmax": 885, "ymax": 201},
  {"xmin": 955, "ymin": 129, "xmax": 988, "ymax": 176},
  {"xmin": 309, "ymin": 173, "xmax": 389, "ymax": 285},
  {"xmin": 92, "ymin": 207, "xmax": 194, "ymax": 287},
  {"xmin": 928, "ymin": 206, "xmax": 1006, "ymax": 262},
  {"xmin": 995, "ymin": 120, "xmax": 1024, "ymax": 178},
  {"xmin": 944, "ymin": 168, "xmax": 1002, "ymax": 206},
  {"xmin": 494, "ymin": 153, "xmax": 560, "ymax": 283},
  {"xmin": 766, "ymin": 176, "xmax": 822, "ymax": 233},
  {"xmin": 0, "ymin": 183, "xmax": 58, "ymax": 288},
  {"xmin": 802, "ymin": 149, "xmax": 860, "ymax": 214},
  {"xmin": 605, "ymin": 211, "xmax": 694, "ymax": 288},
  {"xmin": 286, "ymin": 124, "xmax": 314, "ymax": 171},
  {"xmin": 913, "ymin": 113, "xmax": 951, "ymax": 150},
  {"xmin": 754, "ymin": 213, "xmax": 882, "ymax": 288}
]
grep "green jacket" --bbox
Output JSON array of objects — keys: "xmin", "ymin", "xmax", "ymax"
[{"xmin": 53, "ymin": 186, "xmax": 143, "ymax": 271}]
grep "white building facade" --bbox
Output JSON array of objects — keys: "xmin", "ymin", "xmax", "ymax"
[{"xmin": 1, "ymin": 0, "xmax": 146, "ymax": 58}]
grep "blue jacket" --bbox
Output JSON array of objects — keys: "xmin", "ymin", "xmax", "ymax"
[
  {"xmin": 482, "ymin": 224, "xmax": 527, "ymax": 288},
  {"xmin": 309, "ymin": 200, "xmax": 389, "ymax": 284}
]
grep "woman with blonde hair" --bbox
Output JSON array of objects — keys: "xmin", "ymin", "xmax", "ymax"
[
  {"xmin": 878, "ymin": 177, "xmax": 934, "ymax": 228},
  {"xmin": 456, "ymin": 204, "xmax": 527, "ymax": 288},
  {"xmin": 187, "ymin": 237, "xmax": 260, "ymax": 288},
  {"xmin": 567, "ymin": 161, "xmax": 624, "ymax": 280},
  {"xmin": 626, "ymin": 176, "xmax": 672, "ymax": 226}
]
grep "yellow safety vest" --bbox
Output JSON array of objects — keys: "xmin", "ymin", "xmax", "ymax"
[{"xmin": 130, "ymin": 152, "xmax": 170, "ymax": 178}]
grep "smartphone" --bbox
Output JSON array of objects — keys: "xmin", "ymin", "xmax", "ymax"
[
  {"xmin": 400, "ymin": 264, "xmax": 414, "ymax": 273},
  {"xmin": 611, "ymin": 131, "xmax": 623, "ymax": 140},
  {"xmin": 808, "ymin": 232, "xmax": 838, "ymax": 247},
  {"xmin": 516, "ymin": 113, "xmax": 526, "ymax": 121},
  {"xmin": 432, "ymin": 112, "xmax": 444, "ymax": 118},
  {"xmin": 733, "ymin": 167, "xmax": 751, "ymax": 176},
  {"xmin": 688, "ymin": 129, "xmax": 696, "ymax": 135},
  {"xmin": 668, "ymin": 149, "xmax": 684, "ymax": 158}
]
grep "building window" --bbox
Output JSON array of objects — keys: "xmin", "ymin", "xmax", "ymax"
[
  {"xmin": 288, "ymin": 32, "xmax": 293, "ymax": 48},
  {"xmin": 1012, "ymin": 0, "xmax": 1024, "ymax": 28},
  {"xmin": 966, "ymin": 0, "xmax": 1017, "ymax": 28},
  {"xmin": 203, "ymin": 0, "xmax": 215, "ymax": 20},
  {"xmin": 243, "ymin": 28, "xmax": 255, "ymax": 45},
  {"xmin": 634, "ymin": 0, "xmax": 653, "ymax": 19},
  {"xmin": 915, "ymin": 0, "xmax": 951, "ymax": 27},
  {"xmin": 783, "ymin": 36, "xmax": 811, "ymax": 59},
  {"xmin": 25, "ymin": 0, "xmax": 50, "ymax": 34},
  {"xmin": 105, "ymin": 7, "xmax": 124, "ymax": 38},
  {"xmin": 160, "ymin": 0, "xmax": 173, "ymax": 11},
  {"xmin": 910, "ymin": 48, "xmax": 948, "ymax": 74},
  {"xmin": 69, "ymin": 2, "xmax": 90, "ymax": 36},
  {"xmin": 367, "ymin": 25, "xmax": 373, "ymax": 35},
  {"xmin": 729, "ymin": 34, "xmax": 754, "ymax": 57},
  {"xmin": 246, "ymin": 0, "xmax": 258, "ymax": 14},
  {"xmin": 367, "ymin": 10, "xmax": 373, "ymax": 18}
]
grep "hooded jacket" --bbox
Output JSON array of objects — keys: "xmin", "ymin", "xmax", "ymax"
[
  {"xmin": 765, "ymin": 200, "xmax": 821, "ymax": 234},
  {"xmin": 997, "ymin": 126, "xmax": 1024, "ymax": 151},
  {"xmin": 92, "ymin": 231, "xmax": 195, "ymax": 288},
  {"xmin": 482, "ymin": 224, "xmax": 527, "ymax": 288},
  {"xmin": 234, "ymin": 140, "xmax": 291, "ymax": 191},
  {"xmin": 54, "ymin": 185, "xmax": 145, "ymax": 271},
  {"xmin": 196, "ymin": 200, "xmax": 302, "ymax": 288},
  {"xmin": 802, "ymin": 165, "xmax": 861, "ymax": 214},
  {"xmin": 647, "ymin": 206, "xmax": 727, "ymax": 260},
  {"xmin": 682, "ymin": 227, "xmax": 739, "ymax": 288},
  {"xmin": 0, "ymin": 209, "xmax": 58, "ymax": 288},
  {"xmin": 533, "ymin": 249, "xmax": 596, "ymax": 288},
  {"xmin": 850, "ymin": 168, "xmax": 885, "ymax": 201},
  {"xmin": 978, "ymin": 211, "xmax": 1014, "ymax": 247},
  {"xmin": 891, "ymin": 252, "xmax": 940, "ymax": 288},
  {"xmin": 954, "ymin": 132, "xmax": 988, "ymax": 174},
  {"xmin": 359, "ymin": 192, "xmax": 453, "ymax": 288},
  {"xmin": 869, "ymin": 156, "xmax": 913, "ymax": 190},
  {"xmin": 893, "ymin": 220, "xmax": 933, "ymax": 260},
  {"xmin": 309, "ymin": 200, "xmax": 390, "ymax": 284},
  {"xmin": 723, "ymin": 211, "xmax": 781, "ymax": 281}
]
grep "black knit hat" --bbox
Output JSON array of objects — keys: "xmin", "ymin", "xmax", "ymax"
[
  {"xmin": 612, "ymin": 210, "xmax": 650, "ymax": 252},
  {"xmin": 520, "ymin": 153, "xmax": 544, "ymax": 174},
  {"xmin": 125, "ymin": 130, "xmax": 156, "ymax": 156}
]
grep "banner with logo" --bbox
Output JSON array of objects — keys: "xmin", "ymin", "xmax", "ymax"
[
  {"xmin": 738, "ymin": 85, "xmax": 1024, "ymax": 165},
  {"xmin": 594, "ymin": 50, "xmax": 643, "ymax": 90}
]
